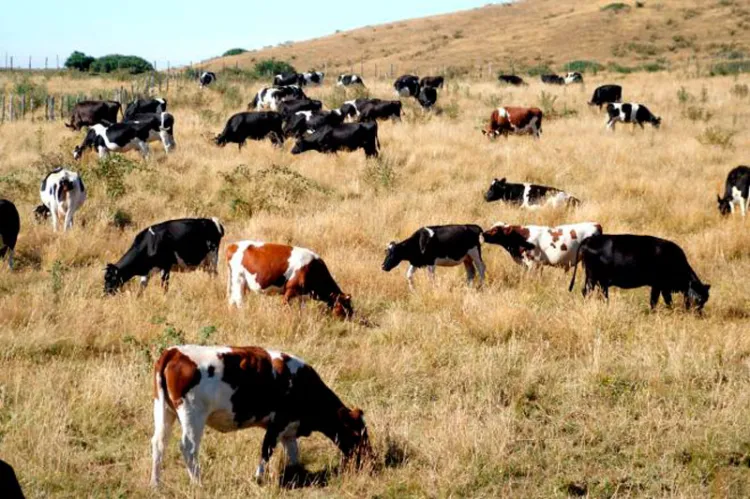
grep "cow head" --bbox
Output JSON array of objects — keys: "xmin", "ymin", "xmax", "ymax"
[
  {"xmin": 482, "ymin": 224, "xmax": 536, "ymax": 259},
  {"xmin": 33, "ymin": 204, "xmax": 50, "ymax": 222},
  {"xmin": 331, "ymin": 293, "xmax": 353, "ymax": 319},
  {"xmin": 381, "ymin": 242, "xmax": 403, "ymax": 272},
  {"xmin": 335, "ymin": 407, "xmax": 372, "ymax": 468},
  {"xmin": 651, "ymin": 116, "xmax": 662, "ymax": 128},
  {"xmin": 73, "ymin": 128, "xmax": 97, "ymax": 160},
  {"xmin": 484, "ymin": 178, "xmax": 507, "ymax": 201},
  {"xmin": 717, "ymin": 194, "xmax": 732, "ymax": 216},
  {"xmin": 104, "ymin": 264, "xmax": 124, "ymax": 295},
  {"xmin": 290, "ymin": 138, "xmax": 309, "ymax": 155},
  {"xmin": 685, "ymin": 281, "xmax": 710, "ymax": 311}
]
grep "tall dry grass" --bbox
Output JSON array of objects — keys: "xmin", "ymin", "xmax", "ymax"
[{"xmin": 0, "ymin": 70, "xmax": 749, "ymax": 498}]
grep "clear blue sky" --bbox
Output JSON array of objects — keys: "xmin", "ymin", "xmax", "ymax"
[{"xmin": 0, "ymin": 1, "xmax": 504, "ymax": 69}]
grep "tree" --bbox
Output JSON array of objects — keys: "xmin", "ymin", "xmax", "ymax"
[
  {"xmin": 222, "ymin": 48, "xmax": 247, "ymax": 57},
  {"xmin": 89, "ymin": 54, "xmax": 154, "ymax": 74},
  {"xmin": 64, "ymin": 51, "xmax": 95, "ymax": 71},
  {"xmin": 252, "ymin": 59, "xmax": 295, "ymax": 77}
]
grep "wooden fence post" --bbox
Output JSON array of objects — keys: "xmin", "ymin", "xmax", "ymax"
[
  {"xmin": 1, "ymin": 95, "xmax": 5, "ymax": 122},
  {"xmin": 9, "ymin": 94, "xmax": 15, "ymax": 121},
  {"xmin": 20, "ymin": 95, "xmax": 26, "ymax": 119}
]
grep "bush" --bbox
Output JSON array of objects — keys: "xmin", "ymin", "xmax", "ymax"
[
  {"xmin": 222, "ymin": 48, "xmax": 247, "ymax": 57},
  {"xmin": 730, "ymin": 83, "xmax": 749, "ymax": 98},
  {"xmin": 252, "ymin": 59, "xmax": 295, "ymax": 78},
  {"xmin": 90, "ymin": 55, "xmax": 154, "ymax": 74},
  {"xmin": 526, "ymin": 64, "xmax": 553, "ymax": 77},
  {"xmin": 710, "ymin": 60, "xmax": 750, "ymax": 76},
  {"xmin": 601, "ymin": 3, "xmax": 630, "ymax": 13},
  {"xmin": 64, "ymin": 51, "xmax": 95, "ymax": 71},
  {"xmin": 563, "ymin": 60, "xmax": 604, "ymax": 73},
  {"xmin": 608, "ymin": 62, "xmax": 635, "ymax": 73},
  {"xmin": 697, "ymin": 126, "xmax": 737, "ymax": 149}
]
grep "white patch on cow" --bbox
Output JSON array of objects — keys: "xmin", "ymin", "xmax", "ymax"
[
  {"xmin": 156, "ymin": 98, "xmax": 166, "ymax": 107},
  {"xmin": 730, "ymin": 186, "xmax": 747, "ymax": 216},
  {"xmin": 148, "ymin": 228, "xmax": 156, "ymax": 236},
  {"xmin": 296, "ymin": 110, "xmax": 313, "ymax": 120},
  {"xmin": 521, "ymin": 184, "xmax": 532, "ymax": 207},
  {"xmin": 497, "ymin": 107, "xmax": 509, "ymax": 119},
  {"xmin": 227, "ymin": 241, "xmax": 265, "ymax": 305},
  {"xmin": 267, "ymin": 349, "xmax": 306, "ymax": 375},
  {"xmin": 344, "ymin": 100, "xmax": 360, "ymax": 116},
  {"xmin": 210, "ymin": 217, "xmax": 223, "ymax": 236},
  {"xmin": 424, "ymin": 227, "xmax": 435, "ymax": 237},
  {"xmin": 286, "ymin": 247, "xmax": 319, "ymax": 282}
]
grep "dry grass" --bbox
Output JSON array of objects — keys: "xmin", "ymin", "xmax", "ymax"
[{"xmin": 1, "ymin": 69, "xmax": 750, "ymax": 498}]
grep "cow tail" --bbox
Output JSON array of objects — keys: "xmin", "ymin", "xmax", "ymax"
[{"xmin": 568, "ymin": 243, "xmax": 584, "ymax": 292}]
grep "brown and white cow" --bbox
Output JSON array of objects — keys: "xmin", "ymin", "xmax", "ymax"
[
  {"xmin": 482, "ymin": 222, "xmax": 603, "ymax": 270},
  {"xmin": 482, "ymin": 107, "xmax": 543, "ymax": 138},
  {"xmin": 150, "ymin": 345, "xmax": 371, "ymax": 486},
  {"xmin": 226, "ymin": 241, "xmax": 352, "ymax": 318}
]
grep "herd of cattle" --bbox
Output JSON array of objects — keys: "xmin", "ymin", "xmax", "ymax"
[{"xmin": 1, "ymin": 68, "xmax": 749, "ymax": 493}]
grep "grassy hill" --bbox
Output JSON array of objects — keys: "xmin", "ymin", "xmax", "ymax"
[{"xmin": 205, "ymin": 0, "xmax": 750, "ymax": 76}]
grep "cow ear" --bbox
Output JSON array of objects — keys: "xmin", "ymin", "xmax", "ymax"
[
  {"xmin": 419, "ymin": 230, "xmax": 432, "ymax": 254},
  {"xmin": 499, "ymin": 177, "xmax": 506, "ymax": 184}
]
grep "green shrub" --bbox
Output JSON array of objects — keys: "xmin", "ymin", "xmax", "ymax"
[
  {"xmin": 608, "ymin": 62, "xmax": 635, "ymax": 73},
  {"xmin": 222, "ymin": 48, "xmax": 247, "ymax": 57},
  {"xmin": 362, "ymin": 156, "xmax": 398, "ymax": 192},
  {"xmin": 730, "ymin": 83, "xmax": 749, "ymax": 98},
  {"xmin": 710, "ymin": 60, "xmax": 750, "ymax": 76},
  {"xmin": 90, "ymin": 54, "xmax": 154, "ymax": 74},
  {"xmin": 252, "ymin": 59, "xmax": 295, "ymax": 78},
  {"xmin": 64, "ymin": 51, "xmax": 95, "ymax": 71},
  {"xmin": 563, "ymin": 60, "xmax": 604, "ymax": 73},
  {"xmin": 697, "ymin": 126, "xmax": 737, "ymax": 149},
  {"xmin": 677, "ymin": 86, "xmax": 693, "ymax": 104},
  {"xmin": 642, "ymin": 61, "xmax": 666, "ymax": 72},
  {"xmin": 682, "ymin": 106, "xmax": 713, "ymax": 122},
  {"xmin": 601, "ymin": 3, "xmax": 630, "ymax": 13},
  {"xmin": 526, "ymin": 64, "xmax": 552, "ymax": 77},
  {"xmin": 110, "ymin": 209, "xmax": 133, "ymax": 231}
]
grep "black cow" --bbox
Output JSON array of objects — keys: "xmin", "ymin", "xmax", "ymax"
[
  {"xmin": 484, "ymin": 177, "xmax": 580, "ymax": 208},
  {"xmin": 498, "ymin": 74, "xmax": 526, "ymax": 86},
  {"xmin": 337, "ymin": 74, "xmax": 365, "ymax": 86},
  {"xmin": 122, "ymin": 112, "xmax": 176, "ymax": 152},
  {"xmin": 417, "ymin": 87, "xmax": 438, "ymax": 109},
  {"xmin": 382, "ymin": 225, "xmax": 486, "ymax": 289},
  {"xmin": 419, "ymin": 76, "xmax": 444, "ymax": 89},
  {"xmin": 283, "ymin": 110, "xmax": 345, "ymax": 137},
  {"xmin": 0, "ymin": 459, "xmax": 24, "ymax": 499},
  {"xmin": 73, "ymin": 122, "xmax": 153, "ymax": 160},
  {"xmin": 569, "ymin": 234, "xmax": 710, "ymax": 310},
  {"xmin": 64, "ymin": 100, "xmax": 121, "ymax": 130},
  {"xmin": 606, "ymin": 103, "xmax": 661, "ymax": 130},
  {"xmin": 291, "ymin": 122, "xmax": 379, "ymax": 157},
  {"xmin": 339, "ymin": 98, "xmax": 374, "ymax": 119},
  {"xmin": 274, "ymin": 72, "xmax": 301, "ymax": 86},
  {"xmin": 276, "ymin": 98, "xmax": 323, "ymax": 118},
  {"xmin": 215, "ymin": 112, "xmax": 284, "ymax": 149},
  {"xmin": 199, "ymin": 71, "xmax": 216, "ymax": 88},
  {"xmin": 104, "ymin": 217, "xmax": 224, "ymax": 294},
  {"xmin": 394, "ymin": 74, "xmax": 421, "ymax": 97},
  {"xmin": 717, "ymin": 165, "xmax": 750, "ymax": 216},
  {"xmin": 124, "ymin": 98, "xmax": 167, "ymax": 119},
  {"xmin": 358, "ymin": 100, "xmax": 402, "ymax": 122},
  {"xmin": 541, "ymin": 74, "xmax": 565, "ymax": 85},
  {"xmin": 589, "ymin": 84, "xmax": 622, "ymax": 109},
  {"xmin": 0, "ymin": 199, "xmax": 20, "ymax": 270}
]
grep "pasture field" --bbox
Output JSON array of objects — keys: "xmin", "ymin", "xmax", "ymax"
[{"xmin": 0, "ymin": 70, "xmax": 749, "ymax": 498}]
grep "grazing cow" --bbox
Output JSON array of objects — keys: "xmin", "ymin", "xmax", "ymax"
[
  {"xmin": 276, "ymin": 98, "xmax": 323, "ymax": 119},
  {"xmin": 717, "ymin": 165, "xmax": 750, "ymax": 216},
  {"xmin": 35, "ymin": 168, "xmax": 86, "ymax": 232},
  {"xmin": 484, "ymin": 178, "xmax": 580, "ymax": 208},
  {"xmin": 123, "ymin": 112, "xmax": 176, "ymax": 153},
  {"xmin": 393, "ymin": 74, "xmax": 420, "ymax": 97},
  {"xmin": 73, "ymin": 122, "xmax": 152, "ymax": 160},
  {"xmin": 563, "ymin": 72, "xmax": 583, "ymax": 84},
  {"xmin": 0, "ymin": 459, "xmax": 24, "ymax": 499},
  {"xmin": 358, "ymin": 99, "xmax": 402, "ymax": 122},
  {"xmin": 292, "ymin": 122, "xmax": 379, "ymax": 158},
  {"xmin": 300, "ymin": 71, "xmax": 324, "ymax": 85},
  {"xmin": 589, "ymin": 84, "xmax": 622, "ymax": 109},
  {"xmin": 104, "ymin": 217, "xmax": 224, "ymax": 294},
  {"xmin": 337, "ymin": 74, "xmax": 365, "ymax": 86},
  {"xmin": 606, "ymin": 103, "xmax": 661, "ymax": 130},
  {"xmin": 569, "ymin": 234, "xmax": 710, "ymax": 310},
  {"xmin": 419, "ymin": 76, "xmax": 444, "ymax": 89},
  {"xmin": 199, "ymin": 71, "xmax": 216, "ymax": 88},
  {"xmin": 541, "ymin": 74, "xmax": 565, "ymax": 85},
  {"xmin": 498, "ymin": 74, "xmax": 526, "ymax": 86},
  {"xmin": 215, "ymin": 112, "xmax": 284, "ymax": 148},
  {"xmin": 226, "ymin": 241, "xmax": 353, "ymax": 318},
  {"xmin": 150, "ymin": 344, "xmax": 371, "ymax": 486},
  {"xmin": 382, "ymin": 225, "xmax": 486, "ymax": 289},
  {"xmin": 0, "ymin": 200, "xmax": 20, "ymax": 269},
  {"xmin": 250, "ymin": 86, "xmax": 307, "ymax": 111},
  {"xmin": 274, "ymin": 72, "xmax": 301, "ymax": 86},
  {"xmin": 64, "ymin": 100, "xmax": 121, "ymax": 130},
  {"xmin": 482, "ymin": 107, "xmax": 543, "ymax": 138},
  {"xmin": 483, "ymin": 222, "xmax": 602, "ymax": 270},
  {"xmin": 124, "ymin": 98, "xmax": 167, "ymax": 119},
  {"xmin": 339, "ymin": 98, "xmax": 374, "ymax": 119},
  {"xmin": 417, "ymin": 87, "xmax": 438, "ymax": 109},
  {"xmin": 283, "ymin": 110, "xmax": 345, "ymax": 138}
]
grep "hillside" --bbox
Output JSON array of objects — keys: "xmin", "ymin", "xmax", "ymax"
[{"xmin": 205, "ymin": 0, "xmax": 750, "ymax": 76}]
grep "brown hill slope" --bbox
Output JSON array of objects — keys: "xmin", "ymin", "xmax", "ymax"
[{"xmin": 206, "ymin": 0, "xmax": 750, "ymax": 76}]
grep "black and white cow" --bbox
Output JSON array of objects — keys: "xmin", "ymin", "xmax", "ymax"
[
  {"xmin": 563, "ymin": 72, "xmax": 583, "ymax": 84},
  {"xmin": 0, "ymin": 199, "xmax": 20, "ymax": 269},
  {"xmin": 717, "ymin": 165, "xmax": 750, "ymax": 217},
  {"xmin": 291, "ymin": 122, "xmax": 379, "ymax": 157},
  {"xmin": 215, "ymin": 112, "xmax": 284, "ymax": 149},
  {"xmin": 484, "ymin": 178, "xmax": 580, "ymax": 208},
  {"xmin": 35, "ymin": 168, "xmax": 86, "ymax": 232},
  {"xmin": 394, "ymin": 74, "xmax": 420, "ymax": 97},
  {"xmin": 589, "ymin": 84, "xmax": 622, "ymax": 109},
  {"xmin": 282, "ymin": 109, "xmax": 345, "ymax": 137},
  {"xmin": 274, "ymin": 72, "xmax": 301, "ymax": 86},
  {"xmin": 300, "ymin": 71, "xmax": 324, "ymax": 85},
  {"xmin": 199, "ymin": 71, "xmax": 216, "ymax": 88},
  {"xmin": 276, "ymin": 98, "xmax": 323, "ymax": 119},
  {"xmin": 104, "ymin": 217, "xmax": 224, "ymax": 294},
  {"xmin": 250, "ymin": 86, "xmax": 307, "ymax": 111},
  {"xmin": 124, "ymin": 98, "xmax": 167, "ymax": 119},
  {"xmin": 337, "ymin": 74, "xmax": 365, "ymax": 86},
  {"xmin": 419, "ymin": 76, "xmax": 444, "ymax": 89},
  {"xmin": 382, "ymin": 225, "xmax": 486, "ymax": 289},
  {"xmin": 73, "ymin": 122, "xmax": 152, "ymax": 160},
  {"xmin": 498, "ymin": 74, "xmax": 526, "ymax": 86},
  {"xmin": 606, "ymin": 103, "xmax": 661, "ymax": 130},
  {"xmin": 569, "ymin": 234, "xmax": 710, "ymax": 310},
  {"xmin": 541, "ymin": 74, "xmax": 565, "ymax": 85},
  {"xmin": 417, "ymin": 86, "xmax": 438, "ymax": 109},
  {"xmin": 123, "ymin": 112, "xmax": 176, "ymax": 153}
]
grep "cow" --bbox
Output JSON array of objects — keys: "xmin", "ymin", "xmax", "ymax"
[
  {"xmin": 606, "ymin": 103, "xmax": 661, "ymax": 130},
  {"xmin": 35, "ymin": 168, "xmax": 86, "ymax": 232},
  {"xmin": 382, "ymin": 225, "xmax": 485, "ymax": 289},
  {"xmin": 104, "ymin": 217, "xmax": 224, "ymax": 294},
  {"xmin": 215, "ymin": 112, "xmax": 284, "ymax": 149},
  {"xmin": 541, "ymin": 74, "xmax": 565, "ymax": 85},
  {"xmin": 482, "ymin": 107, "xmax": 543, "ymax": 138},
  {"xmin": 0, "ymin": 459, "xmax": 24, "ymax": 499},
  {"xmin": 563, "ymin": 72, "xmax": 583, "ymax": 84},
  {"xmin": 0, "ymin": 200, "xmax": 20, "ymax": 270},
  {"xmin": 589, "ymin": 84, "xmax": 622, "ymax": 109},
  {"xmin": 484, "ymin": 177, "xmax": 580, "ymax": 208},
  {"xmin": 226, "ymin": 241, "xmax": 353, "ymax": 318},
  {"xmin": 300, "ymin": 71, "xmax": 324, "ymax": 85},
  {"xmin": 123, "ymin": 112, "xmax": 176, "ymax": 153},
  {"xmin": 282, "ymin": 110, "xmax": 345, "ymax": 138},
  {"xmin": 483, "ymin": 222, "xmax": 602, "ymax": 270},
  {"xmin": 150, "ymin": 344, "xmax": 371, "ymax": 486},
  {"xmin": 394, "ymin": 74, "xmax": 420, "ymax": 97},
  {"xmin": 274, "ymin": 72, "xmax": 301, "ymax": 86},
  {"xmin": 124, "ymin": 98, "xmax": 167, "ymax": 119},
  {"xmin": 717, "ymin": 165, "xmax": 750, "ymax": 216},
  {"xmin": 199, "ymin": 71, "xmax": 216, "ymax": 88},
  {"xmin": 276, "ymin": 98, "xmax": 323, "ymax": 119},
  {"xmin": 337, "ymin": 74, "xmax": 365, "ymax": 86},
  {"xmin": 250, "ymin": 86, "xmax": 307, "ymax": 111},
  {"xmin": 73, "ymin": 122, "xmax": 151, "ymax": 160},
  {"xmin": 64, "ymin": 100, "xmax": 121, "ymax": 130},
  {"xmin": 498, "ymin": 74, "xmax": 526, "ymax": 86},
  {"xmin": 339, "ymin": 98, "xmax": 374, "ymax": 119},
  {"xmin": 569, "ymin": 234, "xmax": 710, "ymax": 310},
  {"xmin": 291, "ymin": 122, "xmax": 379, "ymax": 158},
  {"xmin": 419, "ymin": 76, "xmax": 444, "ymax": 89},
  {"xmin": 358, "ymin": 100, "xmax": 402, "ymax": 122},
  {"xmin": 417, "ymin": 87, "xmax": 438, "ymax": 109}
]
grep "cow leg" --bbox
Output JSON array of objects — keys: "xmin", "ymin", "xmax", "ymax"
[
  {"xmin": 405, "ymin": 265, "xmax": 416, "ymax": 290},
  {"xmin": 601, "ymin": 285, "xmax": 609, "ymax": 301},
  {"xmin": 151, "ymin": 399, "xmax": 176, "ymax": 487},
  {"xmin": 582, "ymin": 276, "xmax": 595, "ymax": 298},
  {"xmin": 281, "ymin": 438, "xmax": 300, "ymax": 467},
  {"xmin": 741, "ymin": 197, "xmax": 748, "ymax": 217},
  {"xmin": 650, "ymin": 287, "xmax": 661, "ymax": 309},
  {"xmin": 256, "ymin": 423, "xmax": 283, "ymax": 482},
  {"xmin": 228, "ymin": 266, "xmax": 246, "ymax": 307},
  {"xmin": 463, "ymin": 258, "xmax": 476, "ymax": 285},
  {"xmin": 606, "ymin": 118, "xmax": 616, "ymax": 131},
  {"xmin": 50, "ymin": 205, "xmax": 59, "ymax": 232},
  {"xmin": 8, "ymin": 248, "xmax": 14, "ymax": 270},
  {"xmin": 63, "ymin": 208, "xmax": 74, "ymax": 231},
  {"xmin": 160, "ymin": 269, "xmax": 171, "ymax": 291},
  {"xmin": 177, "ymin": 404, "xmax": 206, "ymax": 484},
  {"xmin": 139, "ymin": 141, "xmax": 151, "ymax": 159},
  {"xmin": 427, "ymin": 265, "xmax": 436, "ymax": 284},
  {"xmin": 661, "ymin": 290, "xmax": 673, "ymax": 308}
]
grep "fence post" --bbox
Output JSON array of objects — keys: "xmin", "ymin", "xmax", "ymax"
[
  {"xmin": 29, "ymin": 96, "xmax": 34, "ymax": 121},
  {"xmin": 9, "ymin": 94, "xmax": 15, "ymax": 121},
  {"xmin": 28, "ymin": 55, "xmax": 31, "ymax": 70},
  {"xmin": 21, "ymin": 95, "xmax": 26, "ymax": 119},
  {"xmin": 45, "ymin": 57, "xmax": 48, "ymax": 70},
  {"xmin": 0, "ymin": 95, "xmax": 4, "ymax": 122},
  {"xmin": 10, "ymin": 56, "xmax": 13, "ymax": 71},
  {"xmin": 56, "ymin": 54, "xmax": 59, "ymax": 69}
]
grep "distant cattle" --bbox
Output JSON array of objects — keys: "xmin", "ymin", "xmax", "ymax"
[
  {"xmin": 226, "ymin": 241, "xmax": 353, "ymax": 318},
  {"xmin": 606, "ymin": 103, "xmax": 661, "ymax": 130},
  {"xmin": 394, "ymin": 74, "xmax": 420, "ymax": 97},
  {"xmin": 337, "ymin": 74, "xmax": 365, "ymax": 86},
  {"xmin": 483, "ymin": 222, "xmax": 602, "ymax": 270},
  {"xmin": 417, "ymin": 87, "xmax": 438, "ymax": 109},
  {"xmin": 292, "ymin": 122, "xmax": 379, "ymax": 157},
  {"xmin": 250, "ymin": 86, "xmax": 307, "ymax": 111},
  {"xmin": 357, "ymin": 99, "xmax": 402, "ymax": 122},
  {"xmin": 64, "ymin": 100, "xmax": 121, "ymax": 130},
  {"xmin": 717, "ymin": 165, "xmax": 750, "ymax": 216},
  {"xmin": 563, "ymin": 72, "xmax": 583, "ymax": 84},
  {"xmin": 123, "ymin": 112, "xmax": 176, "ymax": 153},
  {"xmin": 484, "ymin": 178, "xmax": 579, "ymax": 208},
  {"xmin": 215, "ymin": 112, "xmax": 284, "ymax": 148},
  {"xmin": 35, "ymin": 168, "xmax": 86, "ymax": 232},
  {"xmin": 0, "ymin": 200, "xmax": 20, "ymax": 269},
  {"xmin": 73, "ymin": 122, "xmax": 152, "ymax": 160},
  {"xmin": 199, "ymin": 71, "xmax": 216, "ymax": 88},
  {"xmin": 382, "ymin": 224, "xmax": 486, "ymax": 289},
  {"xmin": 569, "ymin": 234, "xmax": 710, "ymax": 310},
  {"xmin": 498, "ymin": 74, "xmax": 526, "ymax": 86},
  {"xmin": 124, "ymin": 98, "xmax": 167, "ymax": 119},
  {"xmin": 541, "ymin": 74, "xmax": 565, "ymax": 85},
  {"xmin": 482, "ymin": 107, "xmax": 543, "ymax": 138},
  {"xmin": 589, "ymin": 84, "xmax": 622, "ymax": 109},
  {"xmin": 283, "ymin": 110, "xmax": 345, "ymax": 138},
  {"xmin": 419, "ymin": 76, "xmax": 444, "ymax": 89},
  {"xmin": 104, "ymin": 217, "xmax": 224, "ymax": 294},
  {"xmin": 274, "ymin": 72, "xmax": 301, "ymax": 86},
  {"xmin": 300, "ymin": 71, "xmax": 324, "ymax": 85},
  {"xmin": 276, "ymin": 98, "xmax": 323, "ymax": 118},
  {"xmin": 0, "ymin": 459, "xmax": 24, "ymax": 499}
]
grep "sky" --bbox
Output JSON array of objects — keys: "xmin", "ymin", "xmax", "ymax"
[{"xmin": 0, "ymin": 1, "xmax": 503, "ymax": 69}]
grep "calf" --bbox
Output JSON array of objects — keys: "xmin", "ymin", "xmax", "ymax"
[
  {"xmin": 199, "ymin": 71, "xmax": 216, "ymax": 88},
  {"xmin": 337, "ymin": 74, "xmax": 365, "ymax": 86},
  {"xmin": 0, "ymin": 200, "xmax": 20, "ymax": 269},
  {"xmin": 291, "ymin": 122, "xmax": 379, "ymax": 158},
  {"xmin": 484, "ymin": 177, "xmax": 580, "ymax": 208},
  {"xmin": 393, "ymin": 74, "xmax": 420, "ymax": 97},
  {"xmin": 717, "ymin": 165, "xmax": 750, "ymax": 216},
  {"xmin": 382, "ymin": 224, "xmax": 486, "ymax": 289},
  {"xmin": 226, "ymin": 241, "xmax": 352, "ymax": 318},
  {"xmin": 482, "ymin": 107, "xmax": 543, "ymax": 138},
  {"xmin": 104, "ymin": 217, "xmax": 224, "ymax": 294},
  {"xmin": 215, "ymin": 112, "xmax": 284, "ymax": 148},
  {"xmin": 274, "ymin": 72, "xmax": 301, "ymax": 86},
  {"xmin": 300, "ymin": 71, "xmax": 324, "ymax": 85},
  {"xmin": 483, "ymin": 222, "xmax": 602, "ymax": 270},
  {"xmin": 419, "ymin": 76, "xmax": 444, "ymax": 89},
  {"xmin": 150, "ymin": 345, "xmax": 371, "ymax": 486},
  {"xmin": 541, "ymin": 74, "xmax": 565, "ymax": 85},
  {"xmin": 606, "ymin": 103, "xmax": 661, "ymax": 130},
  {"xmin": 589, "ymin": 84, "xmax": 622, "ymax": 109},
  {"xmin": 124, "ymin": 98, "xmax": 167, "ymax": 119},
  {"xmin": 417, "ymin": 87, "xmax": 438, "ymax": 109},
  {"xmin": 64, "ymin": 100, "xmax": 121, "ymax": 130},
  {"xmin": 123, "ymin": 112, "xmax": 176, "ymax": 153},
  {"xmin": 35, "ymin": 168, "xmax": 86, "ymax": 232},
  {"xmin": 358, "ymin": 99, "xmax": 402, "ymax": 122},
  {"xmin": 250, "ymin": 86, "xmax": 307, "ymax": 111},
  {"xmin": 498, "ymin": 74, "xmax": 526, "ymax": 86},
  {"xmin": 73, "ymin": 122, "xmax": 151, "ymax": 160},
  {"xmin": 563, "ymin": 72, "xmax": 583, "ymax": 84},
  {"xmin": 283, "ymin": 110, "xmax": 344, "ymax": 138},
  {"xmin": 276, "ymin": 98, "xmax": 323, "ymax": 119}
]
